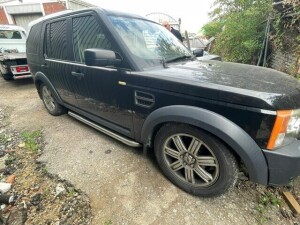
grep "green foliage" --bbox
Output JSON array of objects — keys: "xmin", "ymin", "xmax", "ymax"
[
  {"xmin": 201, "ymin": 20, "xmax": 224, "ymax": 38},
  {"xmin": 272, "ymin": 2, "xmax": 300, "ymax": 77},
  {"xmin": 104, "ymin": 219, "xmax": 112, "ymax": 225},
  {"xmin": 5, "ymin": 155, "xmax": 16, "ymax": 165},
  {"xmin": 21, "ymin": 130, "xmax": 42, "ymax": 153},
  {"xmin": 258, "ymin": 192, "xmax": 281, "ymax": 207},
  {"xmin": 67, "ymin": 187, "xmax": 76, "ymax": 197},
  {"xmin": 255, "ymin": 191, "xmax": 281, "ymax": 224},
  {"xmin": 203, "ymin": 0, "xmax": 273, "ymax": 64},
  {"xmin": 0, "ymin": 134, "xmax": 10, "ymax": 145},
  {"xmin": 40, "ymin": 165, "xmax": 48, "ymax": 175}
]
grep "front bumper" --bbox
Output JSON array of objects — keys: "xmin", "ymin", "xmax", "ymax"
[{"xmin": 263, "ymin": 140, "xmax": 300, "ymax": 185}]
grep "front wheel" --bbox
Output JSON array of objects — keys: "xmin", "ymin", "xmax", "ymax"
[
  {"xmin": 154, "ymin": 124, "xmax": 238, "ymax": 197},
  {"xmin": 41, "ymin": 84, "xmax": 66, "ymax": 116}
]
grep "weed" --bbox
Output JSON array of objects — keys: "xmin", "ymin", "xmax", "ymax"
[
  {"xmin": 40, "ymin": 165, "xmax": 48, "ymax": 175},
  {"xmin": 258, "ymin": 192, "xmax": 281, "ymax": 207},
  {"xmin": 21, "ymin": 130, "xmax": 42, "ymax": 153},
  {"xmin": 5, "ymin": 155, "xmax": 16, "ymax": 165},
  {"xmin": 0, "ymin": 133, "xmax": 10, "ymax": 145},
  {"xmin": 67, "ymin": 187, "xmax": 76, "ymax": 197},
  {"xmin": 256, "ymin": 191, "xmax": 281, "ymax": 224},
  {"xmin": 104, "ymin": 219, "xmax": 112, "ymax": 225}
]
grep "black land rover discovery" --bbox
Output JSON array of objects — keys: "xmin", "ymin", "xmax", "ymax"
[{"xmin": 26, "ymin": 7, "xmax": 300, "ymax": 197}]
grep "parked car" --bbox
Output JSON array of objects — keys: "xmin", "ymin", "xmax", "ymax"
[
  {"xmin": 27, "ymin": 7, "xmax": 300, "ymax": 197},
  {"xmin": 0, "ymin": 24, "xmax": 31, "ymax": 80},
  {"xmin": 184, "ymin": 36, "xmax": 221, "ymax": 61}
]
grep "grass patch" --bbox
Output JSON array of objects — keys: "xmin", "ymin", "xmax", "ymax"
[{"xmin": 21, "ymin": 130, "xmax": 42, "ymax": 153}]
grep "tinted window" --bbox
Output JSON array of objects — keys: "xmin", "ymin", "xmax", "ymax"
[
  {"xmin": 72, "ymin": 16, "xmax": 112, "ymax": 63},
  {"xmin": 45, "ymin": 20, "xmax": 68, "ymax": 60}
]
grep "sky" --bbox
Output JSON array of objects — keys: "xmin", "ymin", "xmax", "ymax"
[{"xmin": 85, "ymin": 0, "xmax": 215, "ymax": 33}]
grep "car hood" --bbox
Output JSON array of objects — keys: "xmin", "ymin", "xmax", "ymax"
[{"xmin": 137, "ymin": 60, "xmax": 300, "ymax": 110}]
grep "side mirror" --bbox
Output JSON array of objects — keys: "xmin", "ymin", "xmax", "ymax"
[
  {"xmin": 192, "ymin": 48, "xmax": 204, "ymax": 57},
  {"xmin": 84, "ymin": 49, "xmax": 121, "ymax": 67}
]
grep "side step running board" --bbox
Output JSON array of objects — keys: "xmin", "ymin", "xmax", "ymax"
[{"xmin": 68, "ymin": 111, "xmax": 142, "ymax": 148}]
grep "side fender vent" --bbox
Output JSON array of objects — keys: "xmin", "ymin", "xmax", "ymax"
[{"xmin": 134, "ymin": 91, "xmax": 155, "ymax": 108}]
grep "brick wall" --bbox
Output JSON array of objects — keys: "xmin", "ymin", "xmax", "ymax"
[
  {"xmin": 43, "ymin": 2, "xmax": 66, "ymax": 15},
  {"xmin": 0, "ymin": 7, "xmax": 8, "ymax": 24},
  {"xmin": 270, "ymin": 51, "xmax": 299, "ymax": 74}
]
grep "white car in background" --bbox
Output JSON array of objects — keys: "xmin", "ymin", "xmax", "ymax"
[
  {"xmin": 0, "ymin": 24, "xmax": 31, "ymax": 80},
  {"xmin": 184, "ymin": 36, "xmax": 221, "ymax": 61}
]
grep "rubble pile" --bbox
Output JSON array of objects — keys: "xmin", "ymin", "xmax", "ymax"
[{"xmin": 0, "ymin": 107, "xmax": 92, "ymax": 225}]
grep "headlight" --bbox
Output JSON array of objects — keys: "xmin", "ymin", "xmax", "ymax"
[{"xmin": 267, "ymin": 109, "xmax": 300, "ymax": 150}]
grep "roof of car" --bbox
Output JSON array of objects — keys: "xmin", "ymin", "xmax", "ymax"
[
  {"xmin": 28, "ymin": 9, "xmax": 73, "ymax": 32},
  {"xmin": 28, "ymin": 7, "xmax": 147, "ymax": 28}
]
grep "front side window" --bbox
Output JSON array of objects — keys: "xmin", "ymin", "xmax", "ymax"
[
  {"xmin": 108, "ymin": 16, "xmax": 192, "ymax": 69},
  {"xmin": 72, "ymin": 15, "xmax": 112, "ymax": 63},
  {"xmin": 45, "ymin": 20, "xmax": 68, "ymax": 60}
]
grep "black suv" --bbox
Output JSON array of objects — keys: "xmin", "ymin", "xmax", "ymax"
[{"xmin": 27, "ymin": 7, "xmax": 300, "ymax": 197}]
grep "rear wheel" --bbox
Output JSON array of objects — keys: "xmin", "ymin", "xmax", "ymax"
[
  {"xmin": 154, "ymin": 123, "xmax": 238, "ymax": 197},
  {"xmin": 41, "ymin": 84, "xmax": 66, "ymax": 116},
  {"xmin": 1, "ymin": 72, "xmax": 13, "ymax": 81}
]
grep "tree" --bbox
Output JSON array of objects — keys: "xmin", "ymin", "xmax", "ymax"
[{"xmin": 202, "ymin": 0, "xmax": 273, "ymax": 64}]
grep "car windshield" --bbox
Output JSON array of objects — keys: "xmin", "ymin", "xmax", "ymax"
[{"xmin": 108, "ymin": 16, "xmax": 192, "ymax": 69}]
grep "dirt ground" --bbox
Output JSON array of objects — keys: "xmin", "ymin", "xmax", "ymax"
[{"xmin": 0, "ymin": 77, "xmax": 299, "ymax": 225}]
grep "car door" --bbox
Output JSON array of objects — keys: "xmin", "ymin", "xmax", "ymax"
[
  {"xmin": 43, "ymin": 18, "xmax": 77, "ymax": 106},
  {"xmin": 68, "ymin": 13, "xmax": 134, "ymax": 137}
]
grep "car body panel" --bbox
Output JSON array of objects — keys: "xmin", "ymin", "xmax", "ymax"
[{"xmin": 27, "ymin": 7, "xmax": 300, "ymax": 187}]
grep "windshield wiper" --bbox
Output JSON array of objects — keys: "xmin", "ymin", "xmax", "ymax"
[{"xmin": 166, "ymin": 55, "xmax": 193, "ymax": 63}]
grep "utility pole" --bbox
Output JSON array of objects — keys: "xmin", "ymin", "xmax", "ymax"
[{"xmin": 65, "ymin": 0, "xmax": 69, "ymax": 9}]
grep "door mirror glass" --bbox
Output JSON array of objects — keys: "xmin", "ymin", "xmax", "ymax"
[{"xmin": 192, "ymin": 48, "xmax": 204, "ymax": 57}]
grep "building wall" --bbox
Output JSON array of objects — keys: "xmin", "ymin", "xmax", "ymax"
[
  {"xmin": 0, "ymin": 1, "xmax": 96, "ymax": 30},
  {"xmin": 270, "ymin": 1, "xmax": 299, "ymax": 77},
  {"xmin": 0, "ymin": 7, "xmax": 8, "ymax": 24},
  {"xmin": 270, "ymin": 50, "xmax": 299, "ymax": 76},
  {"xmin": 69, "ymin": 0, "xmax": 94, "ymax": 10},
  {"xmin": 43, "ymin": 2, "xmax": 66, "ymax": 15}
]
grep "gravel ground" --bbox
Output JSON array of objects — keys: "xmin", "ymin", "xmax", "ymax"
[
  {"xmin": 0, "ymin": 106, "xmax": 92, "ymax": 224},
  {"xmin": 0, "ymin": 78, "xmax": 300, "ymax": 225}
]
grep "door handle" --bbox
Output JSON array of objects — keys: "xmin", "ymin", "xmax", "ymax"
[{"xmin": 71, "ymin": 71, "xmax": 85, "ymax": 80}]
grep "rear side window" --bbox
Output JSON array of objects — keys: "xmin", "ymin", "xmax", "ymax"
[
  {"xmin": 45, "ymin": 20, "xmax": 68, "ymax": 60},
  {"xmin": 72, "ymin": 15, "xmax": 112, "ymax": 63}
]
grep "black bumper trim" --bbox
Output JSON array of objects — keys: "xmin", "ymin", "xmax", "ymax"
[{"xmin": 263, "ymin": 140, "xmax": 300, "ymax": 185}]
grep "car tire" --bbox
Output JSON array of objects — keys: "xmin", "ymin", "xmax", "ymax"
[
  {"xmin": 154, "ymin": 123, "xmax": 238, "ymax": 197},
  {"xmin": 41, "ymin": 84, "xmax": 66, "ymax": 116},
  {"xmin": 1, "ymin": 72, "xmax": 13, "ymax": 81}
]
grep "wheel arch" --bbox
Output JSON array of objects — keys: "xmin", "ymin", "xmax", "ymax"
[
  {"xmin": 34, "ymin": 72, "xmax": 63, "ymax": 104},
  {"xmin": 141, "ymin": 105, "xmax": 268, "ymax": 185}
]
